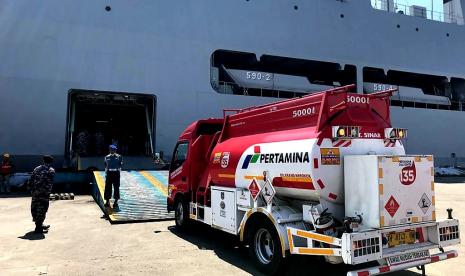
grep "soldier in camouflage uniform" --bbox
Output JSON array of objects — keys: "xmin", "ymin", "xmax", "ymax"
[{"xmin": 29, "ymin": 155, "xmax": 55, "ymax": 234}]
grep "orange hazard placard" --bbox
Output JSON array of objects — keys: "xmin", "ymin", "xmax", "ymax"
[{"xmin": 320, "ymin": 148, "xmax": 340, "ymax": 165}]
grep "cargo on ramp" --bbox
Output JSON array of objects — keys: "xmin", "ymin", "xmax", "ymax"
[{"xmin": 92, "ymin": 170, "xmax": 173, "ymax": 223}]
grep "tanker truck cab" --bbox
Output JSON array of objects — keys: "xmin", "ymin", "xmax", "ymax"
[
  {"xmin": 167, "ymin": 119, "xmax": 224, "ymax": 226},
  {"xmin": 168, "ymin": 85, "xmax": 460, "ymax": 275}
]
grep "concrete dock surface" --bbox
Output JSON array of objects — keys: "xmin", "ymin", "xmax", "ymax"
[{"xmin": 0, "ymin": 179, "xmax": 463, "ymax": 276}]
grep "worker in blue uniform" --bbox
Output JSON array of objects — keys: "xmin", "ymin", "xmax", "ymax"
[{"xmin": 104, "ymin": 145, "xmax": 123, "ymax": 208}]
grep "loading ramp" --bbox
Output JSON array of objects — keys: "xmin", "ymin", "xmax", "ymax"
[{"xmin": 92, "ymin": 170, "xmax": 174, "ymax": 223}]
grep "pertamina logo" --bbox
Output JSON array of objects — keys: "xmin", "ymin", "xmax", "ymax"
[
  {"xmin": 242, "ymin": 149, "xmax": 310, "ymax": 169},
  {"xmin": 399, "ymin": 161, "xmax": 416, "ymax": 185},
  {"xmin": 385, "ymin": 196, "xmax": 400, "ymax": 217}
]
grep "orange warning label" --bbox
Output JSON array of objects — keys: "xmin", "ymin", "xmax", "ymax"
[{"xmin": 320, "ymin": 148, "xmax": 340, "ymax": 165}]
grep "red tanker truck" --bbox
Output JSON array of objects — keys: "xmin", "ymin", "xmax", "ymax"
[{"xmin": 167, "ymin": 85, "xmax": 460, "ymax": 275}]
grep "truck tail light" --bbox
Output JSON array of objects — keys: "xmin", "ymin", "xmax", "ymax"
[
  {"xmin": 332, "ymin": 126, "xmax": 360, "ymax": 139},
  {"xmin": 385, "ymin": 128, "xmax": 407, "ymax": 140}
]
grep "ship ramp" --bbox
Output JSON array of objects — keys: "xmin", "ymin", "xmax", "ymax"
[{"xmin": 92, "ymin": 170, "xmax": 174, "ymax": 223}]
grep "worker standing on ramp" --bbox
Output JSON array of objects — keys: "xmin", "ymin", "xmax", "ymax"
[
  {"xmin": 104, "ymin": 145, "xmax": 123, "ymax": 208},
  {"xmin": 29, "ymin": 155, "xmax": 55, "ymax": 234}
]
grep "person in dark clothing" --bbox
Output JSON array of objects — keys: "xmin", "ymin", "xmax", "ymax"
[
  {"xmin": 104, "ymin": 145, "xmax": 123, "ymax": 208},
  {"xmin": 29, "ymin": 155, "xmax": 55, "ymax": 234}
]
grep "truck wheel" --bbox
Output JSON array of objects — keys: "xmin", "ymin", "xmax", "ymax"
[
  {"xmin": 174, "ymin": 198, "xmax": 189, "ymax": 229},
  {"xmin": 249, "ymin": 219, "xmax": 284, "ymax": 275}
]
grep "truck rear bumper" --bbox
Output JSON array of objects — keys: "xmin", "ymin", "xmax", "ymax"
[{"xmin": 347, "ymin": 250, "xmax": 457, "ymax": 276}]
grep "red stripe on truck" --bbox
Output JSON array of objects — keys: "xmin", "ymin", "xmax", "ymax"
[
  {"xmin": 357, "ymin": 272, "xmax": 369, "ymax": 276},
  {"xmin": 328, "ymin": 193, "xmax": 337, "ymax": 200},
  {"xmin": 313, "ymin": 158, "xmax": 319, "ymax": 169},
  {"xmin": 416, "ymin": 228, "xmax": 425, "ymax": 243},
  {"xmin": 333, "ymin": 140, "xmax": 345, "ymax": 147},
  {"xmin": 317, "ymin": 138, "xmax": 323, "ymax": 146},
  {"xmin": 431, "ymin": 256, "xmax": 440, "ymax": 263},
  {"xmin": 447, "ymin": 253, "xmax": 456, "ymax": 259},
  {"xmin": 379, "ymin": 266, "xmax": 390, "ymax": 273},
  {"xmin": 333, "ymin": 139, "xmax": 351, "ymax": 147},
  {"xmin": 273, "ymin": 177, "xmax": 315, "ymax": 190},
  {"xmin": 317, "ymin": 179, "xmax": 325, "ymax": 189}
]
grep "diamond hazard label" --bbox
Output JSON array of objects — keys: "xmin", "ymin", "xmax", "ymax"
[
  {"xmin": 248, "ymin": 179, "xmax": 261, "ymax": 202},
  {"xmin": 418, "ymin": 193, "xmax": 431, "ymax": 214},
  {"xmin": 385, "ymin": 196, "xmax": 400, "ymax": 218},
  {"xmin": 262, "ymin": 180, "xmax": 276, "ymax": 205}
]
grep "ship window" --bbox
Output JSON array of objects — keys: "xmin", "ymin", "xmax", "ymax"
[
  {"xmin": 363, "ymin": 67, "xmax": 465, "ymax": 112},
  {"xmin": 210, "ymin": 49, "xmax": 356, "ymax": 99}
]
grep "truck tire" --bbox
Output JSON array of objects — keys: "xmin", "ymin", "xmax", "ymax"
[
  {"xmin": 249, "ymin": 218, "xmax": 284, "ymax": 275},
  {"xmin": 174, "ymin": 197, "xmax": 189, "ymax": 229}
]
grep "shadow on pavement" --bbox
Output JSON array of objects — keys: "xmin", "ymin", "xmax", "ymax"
[
  {"xmin": 18, "ymin": 231, "xmax": 45, "ymax": 240},
  {"xmin": 167, "ymin": 222, "xmax": 262, "ymax": 275},
  {"xmin": 0, "ymin": 193, "xmax": 31, "ymax": 198},
  {"xmin": 435, "ymin": 177, "xmax": 465, "ymax": 184},
  {"xmin": 167, "ymin": 223, "xmax": 423, "ymax": 276}
]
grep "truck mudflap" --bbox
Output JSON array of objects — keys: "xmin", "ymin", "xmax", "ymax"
[{"xmin": 346, "ymin": 250, "xmax": 457, "ymax": 276}]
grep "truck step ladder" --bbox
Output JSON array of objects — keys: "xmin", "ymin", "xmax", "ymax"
[{"xmin": 92, "ymin": 170, "xmax": 174, "ymax": 223}]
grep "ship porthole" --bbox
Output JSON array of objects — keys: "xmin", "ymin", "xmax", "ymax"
[
  {"xmin": 397, "ymin": 24, "xmax": 400, "ymax": 29},
  {"xmin": 415, "ymin": 27, "xmax": 419, "ymax": 32},
  {"xmin": 340, "ymin": 14, "xmax": 344, "ymax": 18},
  {"xmin": 446, "ymin": 33, "xmax": 450, "ymax": 37},
  {"xmin": 294, "ymin": 5, "xmax": 298, "ymax": 10},
  {"xmin": 105, "ymin": 6, "xmax": 111, "ymax": 12}
]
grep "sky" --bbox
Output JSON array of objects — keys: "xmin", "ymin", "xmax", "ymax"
[{"xmin": 411, "ymin": 0, "xmax": 443, "ymax": 12}]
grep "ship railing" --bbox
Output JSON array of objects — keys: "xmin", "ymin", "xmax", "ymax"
[
  {"xmin": 371, "ymin": 0, "xmax": 464, "ymax": 25},
  {"xmin": 390, "ymin": 98, "xmax": 464, "ymax": 112}
]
